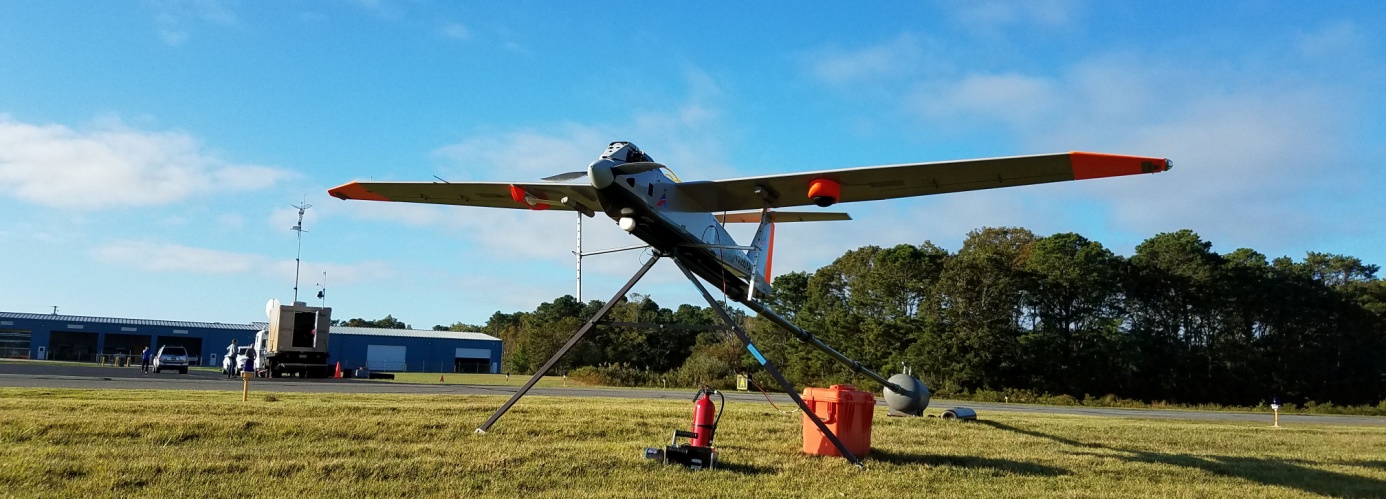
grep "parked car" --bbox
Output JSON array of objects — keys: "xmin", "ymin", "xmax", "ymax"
[{"xmin": 152, "ymin": 345, "xmax": 189, "ymax": 374}]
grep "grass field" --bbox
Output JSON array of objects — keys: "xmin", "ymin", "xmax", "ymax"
[
  {"xmin": 2, "ymin": 388, "xmax": 1384, "ymax": 498},
  {"xmin": 382, "ymin": 372, "xmax": 579, "ymax": 388}
]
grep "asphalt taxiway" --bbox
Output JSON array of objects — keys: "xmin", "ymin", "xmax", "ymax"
[{"xmin": 2, "ymin": 361, "xmax": 1381, "ymax": 426}]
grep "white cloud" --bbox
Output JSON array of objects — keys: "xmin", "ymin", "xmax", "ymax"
[
  {"xmin": 809, "ymin": 34, "xmax": 928, "ymax": 86},
  {"xmin": 331, "ymin": 200, "xmax": 448, "ymax": 228},
  {"xmin": 218, "ymin": 213, "xmax": 245, "ymax": 230},
  {"xmin": 941, "ymin": 0, "xmax": 1084, "ymax": 29},
  {"xmin": 93, "ymin": 240, "xmax": 260, "ymax": 274},
  {"xmin": 0, "ymin": 116, "xmax": 293, "ymax": 209},
  {"xmin": 1296, "ymin": 21, "xmax": 1366, "ymax": 59},
  {"xmin": 428, "ymin": 67, "xmax": 735, "ymax": 184},
  {"xmin": 440, "ymin": 22, "xmax": 470, "ymax": 40},
  {"xmin": 160, "ymin": 29, "xmax": 190, "ymax": 46},
  {"xmin": 331, "ymin": 68, "xmax": 757, "ymax": 300},
  {"xmin": 804, "ymin": 32, "xmax": 1376, "ymax": 257},
  {"xmin": 144, "ymin": 0, "xmax": 240, "ymax": 46},
  {"xmin": 347, "ymin": 0, "xmax": 406, "ymax": 20},
  {"xmin": 91, "ymin": 240, "xmax": 396, "ymax": 285},
  {"xmin": 910, "ymin": 73, "xmax": 1058, "ymax": 127},
  {"xmin": 430, "ymin": 125, "xmax": 608, "ymax": 181}
]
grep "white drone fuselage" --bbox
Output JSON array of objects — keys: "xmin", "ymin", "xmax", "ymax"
[{"xmin": 584, "ymin": 143, "xmax": 771, "ymax": 300}]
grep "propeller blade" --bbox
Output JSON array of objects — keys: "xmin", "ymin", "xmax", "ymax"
[{"xmin": 541, "ymin": 171, "xmax": 587, "ymax": 182}]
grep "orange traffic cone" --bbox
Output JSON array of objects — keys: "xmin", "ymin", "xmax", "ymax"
[{"xmin": 334, "ymin": 362, "xmax": 342, "ymax": 379}]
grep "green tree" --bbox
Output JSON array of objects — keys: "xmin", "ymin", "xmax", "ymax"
[
  {"xmin": 923, "ymin": 227, "xmax": 1036, "ymax": 391},
  {"xmin": 338, "ymin": 315, "xmax": 411, "ymax": 329},
  {"xmin": 1017, "ymin": 232, "xmax": 1129, "ymax": 397}
]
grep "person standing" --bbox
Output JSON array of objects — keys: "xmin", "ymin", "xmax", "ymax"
[
  {"xmin": 226, "ymin": 339, "xmax": 238, "ymax": 377},
  {"xmin": 140, "ymin": 346, "xmax": 152, "ymax": 373}
]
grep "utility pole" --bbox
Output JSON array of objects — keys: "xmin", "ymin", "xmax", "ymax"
[
  {"xmin": 572, "ymin": 215, "xmax": 649, "ymax": 300},
  {"xmin": 575, "ymin": 213, "xmax": 582, "ymax": 302},
  {"xmin": 291, "ymin": 201, "xmax": 312, "ymax": 303}
]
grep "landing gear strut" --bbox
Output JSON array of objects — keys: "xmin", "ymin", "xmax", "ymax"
[{"xmin": 473, "ymin": 251, "xmax": 930, "ymax": 469}]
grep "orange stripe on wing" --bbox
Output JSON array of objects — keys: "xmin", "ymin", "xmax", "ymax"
[
  {"xmin": 1070, "ymin": 152, "xmax": 1172, "ymax": 180},
  {"xmin": 328, "ymin": 182, "xmax": 391, "ymax": 201}
]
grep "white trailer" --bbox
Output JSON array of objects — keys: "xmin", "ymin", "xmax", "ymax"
[{"xmin": 259, "ymin": 300, "xmax": 332, "ymax": 378}]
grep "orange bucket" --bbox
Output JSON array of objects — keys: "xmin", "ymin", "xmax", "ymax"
[{"xmin": 801, "ymin": 384, "xmax": 874, "ymax": 457}]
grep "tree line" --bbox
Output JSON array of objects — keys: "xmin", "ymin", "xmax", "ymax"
[{"xmin": 422, "ymin": 227, "xmax": 1384, "ymax": 407}]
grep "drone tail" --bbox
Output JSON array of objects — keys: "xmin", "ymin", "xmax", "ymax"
[{"xmin": 746, "ymin": 212, "xmax": 776, "ymax": 300}]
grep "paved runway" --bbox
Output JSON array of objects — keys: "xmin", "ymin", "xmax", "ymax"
[{"xmin": 2, "ymin": 361, "xmax": 1382, "ymax": 426}]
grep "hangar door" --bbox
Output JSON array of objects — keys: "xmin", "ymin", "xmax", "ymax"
[
  {"xmin": 49, "ymin": 331, "xmax": 98, "ymax": 361},
  {"xmin": 454, "ymin": 347, "xmax": 492, "ymax": 374},
  {"xmin": 367, "ymin": 345, "xmax": 407, "ymax": 371}
]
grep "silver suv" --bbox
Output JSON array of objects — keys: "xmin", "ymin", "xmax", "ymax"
[{"xmin": 152, "ymin": 346, "xmax": 189, "ymax": 374}]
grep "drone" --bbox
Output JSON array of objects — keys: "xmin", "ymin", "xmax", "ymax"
[{"xmin": 331, "ymin": 142, "xmax": 1171, "ymax": 467}]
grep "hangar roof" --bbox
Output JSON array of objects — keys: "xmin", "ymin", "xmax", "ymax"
[
  {"xmin": 249, "ymin": 322, "xmax": 500, "ymax": 342},
  {"xmin": 0, "ymin": 311, "xmax": 499, "ymax": 343},
  {"xmin": 0, "ymin": 311, "xmax": 259, "ymax": 331},
  {"xmin": 0, "ymin": 313, "xmax": 496, "ymax": 340},
  {"xmin": 331, "ymin": 326, "xmax": 501, "ymax": 342}
]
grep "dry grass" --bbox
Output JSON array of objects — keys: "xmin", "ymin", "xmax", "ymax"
[
  {"xmin": 381, "ymin": 372, "xmax": 581, "ymax": 388},
  {"xmin": 1, "ymin": 388, "xmax": 1384, "ymax": 498}
]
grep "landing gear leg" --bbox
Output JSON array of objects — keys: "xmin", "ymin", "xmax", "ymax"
[
  {"xmin": 475, "ymin": 254, "xmax": 661, "ymax": 434},
  {"xmin": 671, "ymin": 255, "xmax": 865, "ymax": 469}
]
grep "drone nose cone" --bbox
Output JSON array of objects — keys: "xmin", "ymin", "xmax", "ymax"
[{"xmin": 589, "ymin": 159, "xmax": 616, "ymax": 189}]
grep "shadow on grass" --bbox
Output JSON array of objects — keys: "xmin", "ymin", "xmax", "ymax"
[
  {"xmin": 869, "ymin": 449, "xmax": 1069, "ymax": 476},
  {"xmin": 1346, "ymin": 460, "xmax": 1386, "ymax": 471},
  {"xmin": 982, "ymin": 420, "xmax": 1386, "ymax": 497}
]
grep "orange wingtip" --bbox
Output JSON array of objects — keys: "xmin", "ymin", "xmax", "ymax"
[
  {"xmin": 1070, "ymin": 152, "xmax": 1172, "ymax": 181},
  {"xmin": 327, "ymin": 182, "xmax": 391, "ymax": 201}
]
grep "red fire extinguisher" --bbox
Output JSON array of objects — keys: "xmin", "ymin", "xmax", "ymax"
[
  {"xmin": 645, "ymin": 386, "xmax": 725, "ymax": 469},
  {"xmin": 691, "ymin": 386, "xmax": 722, "ymax": 447}
]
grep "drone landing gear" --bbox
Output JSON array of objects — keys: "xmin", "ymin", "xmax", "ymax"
[
  {"xmin": 669, "ymin": 256, "xmax": 864, "ymax": 468},
  {"xmin": 474, "ymin": 253, "xmax": 660, "ymax": 435},
  {"xmin": 474, "ymin": 251, "xmax": 873, "ymax": 468}
]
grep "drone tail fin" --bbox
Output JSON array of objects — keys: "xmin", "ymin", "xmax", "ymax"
[{"xmin": 746, "ymin": 212, "xmax": 776, "ymax": 300}]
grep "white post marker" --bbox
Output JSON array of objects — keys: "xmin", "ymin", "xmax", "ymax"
[{"xmin": 1271, "ymin": 397, "xmax": 1281, "ymax": 427}]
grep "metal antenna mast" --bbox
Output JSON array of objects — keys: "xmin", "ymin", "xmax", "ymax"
[
  {"xmin": 572, "ymin": 213, "xmax": 649, "ymax": 303},
  {"xmin": 575, "ymin": 213, "xmax": 582, "ymax": 302},
  {"xmin": 316, "ymin": 271, "xmax": 327, "ymax": 307},
  {"xmin": 291, "ymin": 201, "xmax": 312, "ymax": 303}
]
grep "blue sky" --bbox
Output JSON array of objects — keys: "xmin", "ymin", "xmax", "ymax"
[{"xmin": 2, "ymin": 1, "xmax": 1383, "ymax": 328}]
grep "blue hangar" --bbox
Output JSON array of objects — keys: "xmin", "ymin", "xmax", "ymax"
[{"xmin": 0, "ymin": 311, "xmax": 501, "ymax": 374}]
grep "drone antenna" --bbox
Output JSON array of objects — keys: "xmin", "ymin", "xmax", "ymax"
[
  {"xmin": 433, "ymin": 175, "xmax": 451, "ymax": 183},
  {"xmin": 291, "ymin": 200, "xmax": 312, "ymax": 303}
]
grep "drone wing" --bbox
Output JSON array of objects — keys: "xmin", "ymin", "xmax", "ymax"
[
  {"xmin": 328, "ymin": 181, "xmax": 599, "ymax": 212},
  {"xmin": 675, "ymin": 152, "xmax": 1171, "ymax": 212},
  {"xmin": 714, "ymin": 211, "xmax": 853, "ymax": 223}
]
